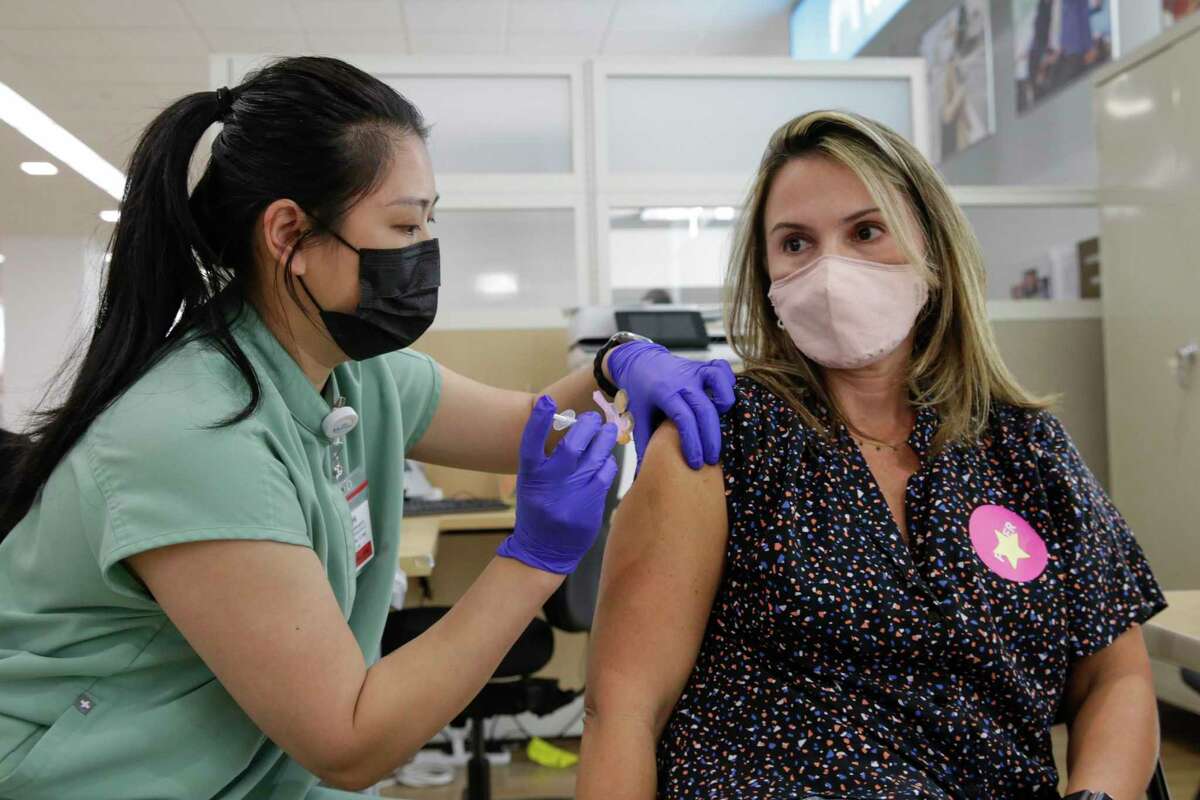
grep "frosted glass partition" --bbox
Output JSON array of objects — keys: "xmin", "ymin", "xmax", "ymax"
[
  {"xmin": 606, "ymin": 76, "xmax": 913, "ymax": 174},
  {"xmin": 609, "ymin": 206, "xmax": 738, "ymax": 306},
  {"xmin": 963, "ymin": 206, "xmax": 1101, "ymax": 301},
  {"xmin": 435, "ymin": 209, "xmax": 577, "ymax": 310},
  {"xmin": 384, "ymin": 76, "xmax": 573, "ymax": 173}
]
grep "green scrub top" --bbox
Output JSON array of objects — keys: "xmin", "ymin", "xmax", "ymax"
[{"xmin": 0, "ymin": 303, "xmax": 442, "ymax": 800}]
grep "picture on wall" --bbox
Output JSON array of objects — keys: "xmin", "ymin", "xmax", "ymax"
[
  {"xmin": 920, "ymin": 0, "xmax": 995, "ymax": 163},
  {"xmin": 1012, "ymin": 0, "xmax": 1113, "ymax": 114},
  {"xmin": 1164, "ymin": 0, "xmax": 1200, "ymax": 26}
]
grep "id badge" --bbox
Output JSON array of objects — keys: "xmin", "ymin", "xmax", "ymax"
[
  {"xmin": 333, "ymin": 438, "xmax": 373, "ymax": 574},
  {"xmin": 345, "ymin": 467, "xmax": 373, "ymax": 572}
]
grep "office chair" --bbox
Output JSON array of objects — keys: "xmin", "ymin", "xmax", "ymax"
[
  {"xmin": 1182, "ymin": 669, "xmax": 1200, "ymax": 800},
  {"xmin": 381, "ymin": 446, "xmax": 626, "ymax": 800}
]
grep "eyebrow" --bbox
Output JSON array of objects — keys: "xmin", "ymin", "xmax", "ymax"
[
  {"xmin": 386, "ymin": 194, "xmax": 439, "ymax": 209},
  {"xmin": 767, "ymin": 207, "xmax": 881, "ymax": 235}
]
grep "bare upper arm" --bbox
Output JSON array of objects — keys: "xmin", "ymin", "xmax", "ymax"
[
  {"xmin": 1062, "ymin": 624, "xmax": 1152, "ymax": 721},
  {"xmin": 586, "ymin": 422, "xmax": 729, "ymax": 733},
  {"xmin": 406, "ymin": 364, "xmax": 530, "ymax": 473},
  {"xmin": 126, "ymin": 540, "xmax": 366, "ymax": 781}
]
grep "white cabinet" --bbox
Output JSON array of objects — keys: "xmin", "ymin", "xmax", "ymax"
[{"xmin": 1094, "ymin": 18, "xmax": 1200, "ymax": 590}]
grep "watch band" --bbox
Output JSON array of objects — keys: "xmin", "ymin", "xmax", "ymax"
[
  {"xmin": 1063, "ymin": 792, "xmax": 1113, "ymax": 800},
  {"xmin": 593, "ymin": 331, "xmax": 651, "ymax": 398}
]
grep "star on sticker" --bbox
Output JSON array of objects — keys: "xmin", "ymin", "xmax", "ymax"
[{"xmin": 993, "ymin": 522, "xmax": 1030, "ymax": 570}]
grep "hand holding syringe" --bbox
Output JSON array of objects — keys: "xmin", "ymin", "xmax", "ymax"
[{"xmin": 553, "ymin": 390, "xmax": 634, "ymax": 445}]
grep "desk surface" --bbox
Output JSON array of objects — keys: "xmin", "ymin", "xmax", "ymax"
[
  {"xmin": 397, "ymin": 507, "xmax": 517, "ymax": 577},
  {"xmin": 1144, "ymin": 590, "xmax": 1200, "ymax": 670}
]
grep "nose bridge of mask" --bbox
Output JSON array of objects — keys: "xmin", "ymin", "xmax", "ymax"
[
  {"xmin": 770, "ymin": 254, "xmax": 924, "ymax": 368},
  {"xmin": 357, "ymin": 239, "xmax": 441, "ymax": 301}
]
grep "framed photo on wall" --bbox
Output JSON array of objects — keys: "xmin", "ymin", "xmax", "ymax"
[
  {"xmin": 1012, "ymin": 0, "xmax": 1113, "ymax": 114},
  {"xmin": 920, "ymin": 0, "xmax": 995, "ymax": 163},
  {"xmin": 1164, "ymin": 0, "xmax": 1200, "ymax": 26}
]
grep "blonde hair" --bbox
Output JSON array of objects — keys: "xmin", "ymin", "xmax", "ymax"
[{"xmin": 726, "ymin": 110, "xmax": 1047, "ymax": 451}]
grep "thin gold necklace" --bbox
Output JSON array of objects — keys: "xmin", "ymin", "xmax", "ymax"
[{"xmin": 845, "ymin": 420, "xmax": 908, "ymax": 453}]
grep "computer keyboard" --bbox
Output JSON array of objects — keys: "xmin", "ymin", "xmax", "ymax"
[{"xmin": 403, "ymin": 496, "xmax": 512, "ymax": 517}]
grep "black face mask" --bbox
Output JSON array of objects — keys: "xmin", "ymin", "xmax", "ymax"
[{"xmin": 299, "ymin": 227, "xmax": 440, "ymax": 361}]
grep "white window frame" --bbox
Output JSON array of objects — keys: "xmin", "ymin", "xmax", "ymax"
[
  {"xmin": 590, "ymin": 57, "xmax": 929, "ymax": 304},
  {"xmin": 210, "ymin": 55, "xmax": 1101, "ymax": 325},
  {"xmin": 213, "ymin": 55, "xmax": 590, "ymax": 329}
]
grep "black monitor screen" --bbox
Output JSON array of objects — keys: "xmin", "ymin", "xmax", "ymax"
[{"xmin": 615, "ymin": 310, "xmax": 710, "ymax": 350}]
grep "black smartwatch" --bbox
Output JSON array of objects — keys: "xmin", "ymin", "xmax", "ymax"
[
  {"xmin": 1063, "ymin": 792, "xmax": 1114, "ymax": 800},
  {"xmin": 593, "ymin": 331, "xmax": 652, "ymax": 398}
]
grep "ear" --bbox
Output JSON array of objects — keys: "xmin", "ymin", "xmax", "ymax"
[{"xmin": 261, "ymin": 199, "xmax": 310, "ymax": 277}]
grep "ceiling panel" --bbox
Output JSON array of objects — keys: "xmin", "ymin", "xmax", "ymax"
[
  {"xmin": 608, "ymin": 0, "xmax": 722, "ymax": 32},
  {"xmin": 305, "ymin": 30, "xmax": 410, "ymax": 55},
  {"xmin": 39, "ymin": 57, "xmax": 208, "ymax": 86},
  {"xmin": 508, "ymin": 0, "xmax": 614, "ymax": 33},
  {"xmin": 0, "ymin": 29, "xmax": 118, "ymax": 61},
  {"xmin": 506, "ymin": 30, "xmax": 605, "ymax": 55},
  {"xmin": 0, "ymin": 0, "xmax": 192, "ymax": 29},
  {"xmin": 199, "ymin": 28, "xmax": 310, "ymax": 53},
  {"xmin": 292, "ymin": 0, "xmax": 406, "ymax": 32},
  {"xmin": 409, "ymin": 32, "xmax": 506, "ymax": 54},
  {"xmin": 179, "ymin": 0, "xmax": 303, "ymax": 31},
  {"xmin": 403, "ymin": 0, "xmax": 509, "ymax": 34},
  {"xmin": 602, "ymin": 28, "xmax": 704, "ymax": 55},
  {"xmin": 695, "ymin": 22, "xmax": 789, "ymax": 56},
  {"xmin": 104, "ymin": 28, "xmax": 210, "ymax": 61}
]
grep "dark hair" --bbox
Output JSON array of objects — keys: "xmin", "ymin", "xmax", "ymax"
[{"xmin": 0, "ymin": 56, "xmax": 428, "ymax": 538}]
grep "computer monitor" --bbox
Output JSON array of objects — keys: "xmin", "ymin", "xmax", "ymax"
[{"xmin": 614, "ymin": 309, "xmax": 709, "ymax": 350}]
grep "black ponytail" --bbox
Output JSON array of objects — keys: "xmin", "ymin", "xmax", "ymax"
[{"xmin": 1, "ymin": 57, "xmax": 428, "ymax": 538}]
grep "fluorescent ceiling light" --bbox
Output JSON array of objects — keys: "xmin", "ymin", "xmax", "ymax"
[
  {"xmin": 474, "ymin": 272, "xmax": 519, "ymax": 296},
  {"xmin": 0, "ymin": 254, "xmax": 5, "ymax": 264},
  {"xmin": 640, "ymin": 206, "xmax": 705, "ymax": 223},
  {"xmin": 713, "ymin": 206, "xmax": 737, "ymax": 221},
  {"xmin": 1104, "ymin": 97, "xmax": 1154, "ymax": 119},
  {"xmin": 0, "ymin": 81, "xmax": 126, "ymax": 199},
  {"xmin": 20, "ymin": 160, "xmax": 58, "ymax": 175},
  {"xmin": 99, "ymin": 209, "xmax": 120, "ymax": 223}
]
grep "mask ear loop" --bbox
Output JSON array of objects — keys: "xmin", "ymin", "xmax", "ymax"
[{"xmin": 292, "ymin": 208, "xmax": 361, "ymax": 316}]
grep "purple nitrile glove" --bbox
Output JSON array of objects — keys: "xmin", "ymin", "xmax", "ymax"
[
  {"xmin": 497, "ymin": 395, "xmax": 620, "ymax": 575},
  {"xmin": 606, "ymin": 341, "xmax": 737, "ymax": 469}
]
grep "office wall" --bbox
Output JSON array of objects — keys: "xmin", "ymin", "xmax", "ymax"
[
  {"xmin": 858, "ymin": 0, "xmax": 1162, "ymax": 186},
  {"xmin": 993, "ymin": 317, "xmax": 1108, "ymax": 485},
  {"xmin": 0, "ymin": 235, "xmax": 101, "ymax": 431}
]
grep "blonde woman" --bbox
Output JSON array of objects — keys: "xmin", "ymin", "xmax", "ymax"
[{"xmin": 577, "ymin": 112, "xmax": 1165, "ymax": 800}]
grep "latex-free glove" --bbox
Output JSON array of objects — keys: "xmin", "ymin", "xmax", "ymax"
[
  {"xmin": 606, "ymin": 342, "xmax": 736, "ymax": 469},
  {"xmin": 497, "ymin": 395, "xmax": 619, "ymax": 575}
]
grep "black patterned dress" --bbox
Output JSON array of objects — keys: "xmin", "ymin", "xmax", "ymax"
[{"xmin": 655, "ymin": 377, "xmax": 1165, "ymax": 799}]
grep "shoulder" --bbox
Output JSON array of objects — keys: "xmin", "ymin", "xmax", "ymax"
[
  {"xmin": 83, "ymin": 337, "xmax": 271, "ymax": 472},
  {"xmin": 720, "ymin": 374, "xmax": 819, "ymax": 458},
  {"xmin": 374, "ymin": 348, "xmax": 439, "ymax": 384},
  {"xmin": 985, "ymin": 403, "xmax": 1071, "ymax": 460},
  {"xmin": 724, "ymin": 375, "xmax": 801, "ymax": 429}
]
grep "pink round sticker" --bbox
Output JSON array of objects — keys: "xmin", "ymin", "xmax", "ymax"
[{"xmin": 968, "ymin": 504, "xmax": 1048, "ymax": 583}]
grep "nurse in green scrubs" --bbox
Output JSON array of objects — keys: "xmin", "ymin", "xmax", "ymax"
[{"xmin": 0, "ymin": 57, "xmax": 736, "ymax": 800}]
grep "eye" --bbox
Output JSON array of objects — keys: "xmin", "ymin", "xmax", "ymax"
[
  {"xmin": 394, "ymin": 225, "xmax": 421, "ymax": 236},
  {"xmin": 782, "ymin": 235, "xmax": 809, "ymax": 254},
  {"xmin": 855, "ymin": 223, "xmax": 885, "ymax": 243}
]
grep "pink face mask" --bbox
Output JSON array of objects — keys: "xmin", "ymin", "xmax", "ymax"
[{"xmin": 767, "ymin": 254, "xmax": 929, "ymax": 369}]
